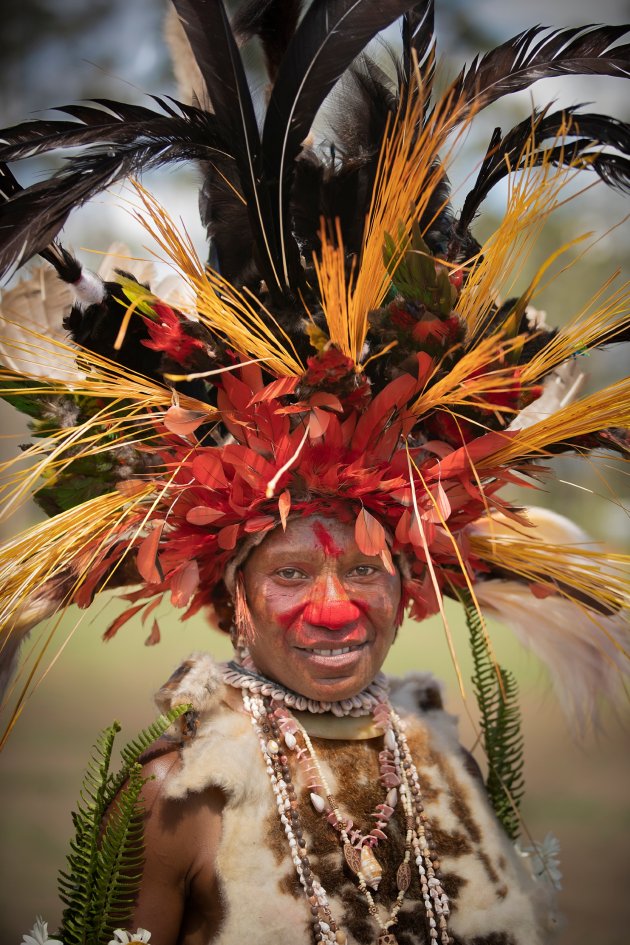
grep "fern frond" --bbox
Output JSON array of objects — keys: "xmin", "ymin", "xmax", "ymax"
[
  {"xmin": 56, "ymin": 705, "xmax": 189, "ymax": 944},
  {"xmin": 107, "ymin": 704, "xmax": 190, "ymax": 801},
  {"xmin": 58, "ymin": 721, "xmax": 121, "ymax": 944},
  {"xmin": 89, "ymin": 764, "xmax": 146, "ymax": 945},
  {"xmin": 462, "ymin": 591, "xmax": 525, "ymax": 840}
]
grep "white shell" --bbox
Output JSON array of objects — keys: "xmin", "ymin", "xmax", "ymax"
[
  {"xmin": 384, "ymin": 729, "xmax": 396, "ymax": 751},
  {"xmin": 386, "ymin": 788, "xmax": 398, "ymax": 808},
  {"xmin": 284, "ymin": 731, "xmax": 297, "ymax": 750},
  {"xmin": 310, "ymin": 791, "xmax": 326, "ymax": 813},
  {"xmin": 360, "ymin": 845, "xmax": 383, "ymax": 890}
]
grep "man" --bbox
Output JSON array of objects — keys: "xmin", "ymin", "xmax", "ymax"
[
  {"xmin": 127, "ymin": 516, "xmax": 551, "ymax": 945},
  {"xmin": 1, "ymin": 2, "xmax": 628, "ymax": 942}
]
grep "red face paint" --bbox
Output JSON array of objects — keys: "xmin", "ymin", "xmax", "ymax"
[
  {"xmin": 242, "ymin": 516, "xmax": 401, "ymax": 701},
  {"xmin": 277, "ymin": 602, "xmax": 307, "ymax": 630},
  {"xmin": 312, "ymin": 520, "xmax": 343, "ymax": 557},
  {"xmin": 303, "ymin": 598, "xmax": 361, "ymax": 629}
]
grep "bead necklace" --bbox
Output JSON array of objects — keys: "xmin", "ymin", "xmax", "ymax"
[
  {"xmin": 243, "ymin": 690, "xmax": 452, "ymax": 945},
  {"xmin": 224, "ymin": 657, "xmax": 389, "ymax": 716},
  {"xmin": 273, "ymin": 701, "xmax": 399, "ymax": 854}
]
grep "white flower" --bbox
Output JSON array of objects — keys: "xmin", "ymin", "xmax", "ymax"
[
  {"xmin": 108, "ymin": 930, "xmax": 152, "ymax": 945},
  {"xmin": 516, "ymin": 832, "xmax": 563, "ymax": 890},
  {"xmin": 20, "ymin": 916, "xmax": 63, "ymax": 945}
]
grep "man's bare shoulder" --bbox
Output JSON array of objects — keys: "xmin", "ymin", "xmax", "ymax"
[
  {"xmin": 137, "ymin": 736, "xmax": 224, "ymax": 821},
  {"xmin": 128, "ymin": 735, "xmax": 225, "ymax": 943},
  {"xmin": 137, "ymin": 736, "xmax": 182, "ymax": 799}
]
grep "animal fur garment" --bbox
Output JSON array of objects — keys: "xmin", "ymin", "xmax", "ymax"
[{"xmin": 155, "ymin": 654, "xmax": 559, "ymax": 945}]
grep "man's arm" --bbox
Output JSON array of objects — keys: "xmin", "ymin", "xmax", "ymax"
[{"xmin": 125, "ymin": 750, "xmax": 224, "ymax": 945}]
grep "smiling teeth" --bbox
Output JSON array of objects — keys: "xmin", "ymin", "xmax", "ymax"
[{"xmin": 311, "ymin": 646, "xmax": 354, "ymax": 656}]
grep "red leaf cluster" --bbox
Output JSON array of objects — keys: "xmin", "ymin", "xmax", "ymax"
[{"xmin": 87, "ymin": 356, "xmax": 532, "ymax": 641}]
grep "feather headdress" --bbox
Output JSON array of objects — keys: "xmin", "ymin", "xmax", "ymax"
[{"xmin": 0, "ymin": 0, "xmax": 629, "ymax": 765}]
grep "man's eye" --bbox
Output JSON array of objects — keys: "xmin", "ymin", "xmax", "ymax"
[
  {"xmin": 350, "ymin": 565, "xmax": 376, "ymax": 577},
  {"xmin": 275, "ymin": 567, "xmax": 306, "ymax": 580}
]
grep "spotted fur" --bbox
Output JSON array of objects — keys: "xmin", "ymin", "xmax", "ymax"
[{"xmin": 156, "ymin": 655, "xmax": 558, "ymax": 944}]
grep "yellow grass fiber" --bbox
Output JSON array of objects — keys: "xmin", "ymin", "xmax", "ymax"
[
  {"xmin": 128, "ymin": 182, "xmax": 304, "ymax": 376},
  {"xmin": 475, "ymin": 377, "xmax": 630, "ymax": 468},
  {"xmin": 471, "ymin": 533, "xmax": 629, "ymax": 619}
]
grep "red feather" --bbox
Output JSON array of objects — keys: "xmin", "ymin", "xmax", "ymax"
[
  {"xmin": 355, "ymin": 508, "xmax": 386, "ymax": 556},
  {"xmin": 136, "ymin": 521, "xmax": 165, "ymax": 583}
]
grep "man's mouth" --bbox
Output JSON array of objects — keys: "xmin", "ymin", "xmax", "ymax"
[{"xmin": 301, "ymin": 642, "xmax": 366, "ymax": 656}]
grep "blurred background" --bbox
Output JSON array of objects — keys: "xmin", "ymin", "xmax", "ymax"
[{"xmin": 0, "ymin": 1, "xmax": 628, "ymax": 942}]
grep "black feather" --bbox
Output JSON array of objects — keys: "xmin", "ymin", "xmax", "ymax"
[
  {"xmin": 63, "ymin": 281, "xmax": 164, "ymax": 379},
  {"xmin": 0, "ymin": 162, "xmax": 82, "ymax": 281},
  {"xmin": 292, "ymin": 45, "xmax": 454, "ymax": 264},
  {"xmin": 232, "ymin": 0, "xmax": 304, "ymax": 83},
  {"xmin": 0, "ymin": 97, "xmax": 224, "ymax": 165},
  {"xmin": 199, "ymin": 154, "xmax": 259, "ymax": 287},
  {"xmin": 261, "ymin": 0, "xmax": 422, "ymax": 289},
  {"xmin": 458, "ymin": 108, "xmax": 630, "ymax": 233},
  {"xmin": 0, "ymin": 162, "xmax": 22, "ymax": 199},
  {"xmin": 292, "ymin": 55, "xmax": 399, "ymax": 258},
  {"xmin": 401, "ymin": 1, "xmax": 435, "ymax": 103},
  {"xmin": 172, "ymin": 0, "xmax": 293, "ymax": 297},
  {"xmin": 0, "ymin": 100, "xmax": 233, "ymax": 279},
  {"xmin": 0, "ymin": 131, "xmax": 232, "ymax": 279},
  {"xmin": 453, "ymin": 25, "xmax": 630, "ymax": 115}
]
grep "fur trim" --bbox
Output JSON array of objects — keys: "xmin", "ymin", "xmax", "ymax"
[{"xmin": 152, "ymin": 654, "xmax": 558, "ymax": 943}]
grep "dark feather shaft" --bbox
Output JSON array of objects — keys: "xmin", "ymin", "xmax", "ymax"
[
  {"xmin": 262, "ymin": 0, "xmax": 422, "ymax": 286},
  {"xmin": 172, "ymin": 0, "xmax": 288, "ymax": 295},
  {"xmin": 459, "ymin": 108, "xmax": 630, "ymax": 231}
]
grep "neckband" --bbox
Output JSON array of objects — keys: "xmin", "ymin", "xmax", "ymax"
[{"xmin": 221, "ymin": 659, "xmax": 389, "ymax": 718}]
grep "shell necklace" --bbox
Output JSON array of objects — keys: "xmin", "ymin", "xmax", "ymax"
[
  {"xmin": 223, "ymin": 656, "xmax": 389, "ymax": 716},
  {"xmin": 243, "ymin": 690, "xmax": 452, "ymax": 945}
]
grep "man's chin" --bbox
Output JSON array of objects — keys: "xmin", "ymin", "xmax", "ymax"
[{"xmin": 292, "ymin": 666, "xmax": 378, "ymax": 703}]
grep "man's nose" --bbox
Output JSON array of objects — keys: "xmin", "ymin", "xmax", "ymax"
[{"xmin": 303, "ymin": 596, "xmax": 361, "ymax": 630}]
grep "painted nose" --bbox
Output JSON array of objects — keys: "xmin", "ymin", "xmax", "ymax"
[{"xmin": 302, "ymin": 599, "xmax": 361, "ymax": 629}]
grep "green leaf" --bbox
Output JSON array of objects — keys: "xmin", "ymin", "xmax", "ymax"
[
  {"xmin": 0, "ymin": 379, "xmax": 49, "ymax": 418},
  {"xmin": 57, "ymin": 705, "xmax": 190, "ymax": 944},
  {"xmin": 461, "ymin": 591, "xmax": 525, "ymax": 840}
]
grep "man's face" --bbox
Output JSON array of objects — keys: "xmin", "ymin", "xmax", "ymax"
[{"xmin": 241, "ymin": 516, "xmax": 401, "ymax": 701}]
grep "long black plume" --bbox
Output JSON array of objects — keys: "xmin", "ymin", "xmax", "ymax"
[
  {"xmin": 458, "ymin": 108, "xmax": 630, "ymax": 233},
  {"xmin": 401, "ymin": 1, "xmax": 435, "ymax": 103},
  {"xmin": 453, "ymin": 25, "xmax": 630, "ymax": 116},
  {"xmin": 172, "ymin": 0, "xmax": 292, "ymax": 297},
  {"xmin": 0, "ymin": 133, "xmax": 231, "ymax": 279},
  {"xmin": 0, "ymin": 98, "xmax": 226, "ymax": 164},
  {"xmin": 0, "ymin": 162, "xmax": 82, "ymax": 281},
  {"xmin": 261, "ymin": 0, "xmax": 422, "ymax": 288},
  {"xmin": 232, "ymin": 0, "xmax": 304, "ymax": 84}
]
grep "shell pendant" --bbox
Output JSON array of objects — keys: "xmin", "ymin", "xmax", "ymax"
[{"xmin": 360, "ymin": 845, "xmax": 383, "ymax": 890}]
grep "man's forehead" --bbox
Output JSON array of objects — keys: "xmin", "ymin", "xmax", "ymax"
[{"xmin": 250, "ymin": 515, "xmax": 360, "ymax": 560}]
